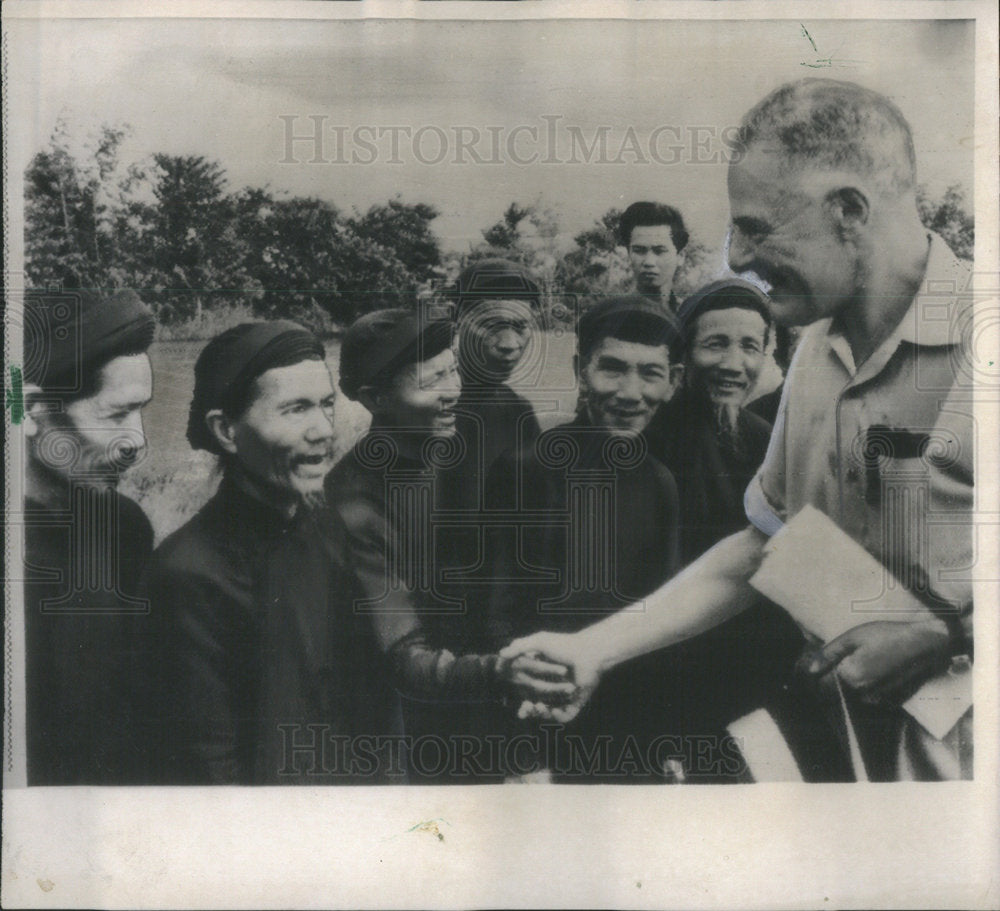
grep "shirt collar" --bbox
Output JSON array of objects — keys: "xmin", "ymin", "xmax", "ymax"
[
  {"xmin": 895, "ymin": 233, "xmax": 972, "ymax": 347},
  {"xmin": 822, "ymin": 233, "xmax": 971, "ymax": 378}
]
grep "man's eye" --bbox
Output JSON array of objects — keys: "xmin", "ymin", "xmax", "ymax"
[
  {"xmin": 651, "ymin": 247, "xmax": 668, "ymax": 255},
  {"xmin": 742, "ymin": 342, "xmax": 763, "ymax": 354},
  {"xmin": 641, "ymin": 370, "xmax": 665, "ymax": 381}
]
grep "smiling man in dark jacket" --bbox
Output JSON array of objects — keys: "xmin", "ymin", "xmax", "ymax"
[
  {"xmin": 486, "ymin": 295, "xmax": 685, "ymax": 781},
  {"xmin": 148, "ymin": 320, "xmax": 402, "ymax": 784}
]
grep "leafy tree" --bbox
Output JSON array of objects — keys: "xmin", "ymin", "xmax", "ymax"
[
  {"xmin": 480, "ymin": 202, "xmax": 532, "ymax": 253},
  {"xmin": 917, "ymin": 183, "xmax": 973, "ymax": 261},
  {"xmin": 556, "ymin": 208, "xmax": 631, "ymax": 298},
  {"xmin": 347, "ymin": 199, "xmax": 442, "ymax": 284},
  {"xmin": 24, "ymin": 121, "xmax": 131, "ymax": 289}
]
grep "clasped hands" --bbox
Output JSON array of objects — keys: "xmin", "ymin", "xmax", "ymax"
[
  {"xmin": 496, "ymin": 631, "xmax": 602, "ymax": 723},
  {"xmin": 499, "ymin": 615, "xmax": 954, "ymax": 721}
]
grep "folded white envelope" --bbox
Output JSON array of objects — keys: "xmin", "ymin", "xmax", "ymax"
[{"xmin": 749, "ymin": 505, "xmax": 972, "ymax": 741}]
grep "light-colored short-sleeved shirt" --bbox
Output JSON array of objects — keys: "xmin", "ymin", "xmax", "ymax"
[
  {"xmin": 743, "ymin": 234, "xmax": 974, "ymax": 778},
  {"xmin": 746, "ymin": 234, "xmax": 974, "ymax": 621}
]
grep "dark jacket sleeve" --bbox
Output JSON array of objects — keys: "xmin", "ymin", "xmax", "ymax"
[
  {"xmin": 656, "ymin": 460, "xmax": 682, "ymax": 582},
  {"xmin": 144, "ymin": 554, "xmax": 255, "ymax": 784},
  {"xmin": 334, "ymin": 491, "xmax": 503, "ymax": 703}
]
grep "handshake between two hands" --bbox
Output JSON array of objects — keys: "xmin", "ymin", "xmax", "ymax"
[
  {"xmin": 495, "ymin": 632, "xmax": 603, "ymax": 724},
  {"xmin": 494, "ymin": 618, "xmax": 953, "ymax": 725}
]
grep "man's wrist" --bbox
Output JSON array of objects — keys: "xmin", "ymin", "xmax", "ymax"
[{"xmin": 577, "ymin": 626, "xmax": 614, "ymax": 677}]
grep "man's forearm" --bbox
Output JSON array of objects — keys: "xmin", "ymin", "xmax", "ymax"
[{"xmin": 578, "ymin": 526, "xmax": 768, "ymax": 674}]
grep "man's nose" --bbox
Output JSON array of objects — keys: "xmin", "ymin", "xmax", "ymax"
[
  {"xmin": 718, "ymin": 344, "xmax": 745, "ymax": 372},
  {"xmin": 494, "ymin": 329, "xmax": 521, "ymax": 351},
  {"xmin": 642, "ymin": 249, "xmax": 658, "ymax": 265},
  {"xmin": 441, "ymin": 370, "xmax": 462, "ymax": 401},
  {"xmin": 727, "ymin": 229, "xmax": 753, "ymax": 273},
  {"xmin": 616, "ymin": 370, "xmax": 643, "ymax": 401},
  {"xmin": 305, "ymin": 408, "xmax": 336, "ymax": 442},
  {"xmin": 126, "ymin": 411, "xmax": 147, "ymax": 452}
]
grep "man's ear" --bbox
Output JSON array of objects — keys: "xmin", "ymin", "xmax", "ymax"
[
  {"xmin": 204, "ymin": 409, "xmax": 239, "ymax": 455},
  {"xmin": 825, "ymin": 186, "xmax": 870, "ymax": 237},
  {"xmin": 22, "ymin": 382, "xmax": 45, "ymax": 438},
  {"xmin": 356, "ymin": 385, "xmax": 382, "ymax": 416},
  {"xmin": 668, "ymin": 363, "xmax": 685, "ymax": 398}
]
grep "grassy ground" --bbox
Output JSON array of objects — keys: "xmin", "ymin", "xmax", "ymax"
[{"xmin": 122, "ymin": 332, "xmax": 580, "ymax": 543}]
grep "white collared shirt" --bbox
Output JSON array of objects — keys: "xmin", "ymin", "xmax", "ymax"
[{"xmin": 745, "ymin": 234, "xmax": 975, "ymax": 623}]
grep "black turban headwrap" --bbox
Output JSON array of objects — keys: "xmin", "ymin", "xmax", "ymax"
[
  {"xmin": 23, "ymin": 289, "xmax": 155, "ymax": 392},
  {"xmin": 451, "ymin": 258, "xmax": 541, "ymax": 321},
  {"xmin": 577, "ymin": 294, "xmax": 682, "ymax": 363},
  {"xmin": 186, "ymin": 320, "xmax": 326, "ymax": 455},
  {"xmin": 338, "ymin": 308, "xmax": 454, "ymax": 401},
  {"xmin": 675, "ymin": 277, "xmax": 773, "ymax": 356}
]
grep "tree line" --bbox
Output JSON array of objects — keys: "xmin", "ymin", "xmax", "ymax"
[{"xmin": 24, "ymin": 121, "xmax": 973, "ymax": 337}]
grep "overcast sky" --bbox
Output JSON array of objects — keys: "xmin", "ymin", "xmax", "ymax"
[{"xmin": 8, "ymin": 15, "xmax": 974, "ymax": 256}]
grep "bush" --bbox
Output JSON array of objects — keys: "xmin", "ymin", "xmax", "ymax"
[{"xmin": 154, "ymin": 301, "xmax": 258, "ymax": 341}]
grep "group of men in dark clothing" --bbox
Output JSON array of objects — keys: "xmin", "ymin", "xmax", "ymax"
[
  {"xmin": 22, "ymin": 246, "xmax": 797, "ymax": 785},
  {"xmin": 21, "ymin": 78, "xmax": 973, "ymax": 786}
]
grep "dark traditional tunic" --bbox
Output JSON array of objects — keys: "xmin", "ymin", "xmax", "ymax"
[
  {"xmin": 746, "ymin": 383, "xmax": 784, "ymax": 428},
  {"xmin": 146, "ymin": 476, "xmax": 402, "ymax": 784},
  {"xmin": 24, "ymin": 483, "xmax": 155, "ymax": 784},
  {"xmin": 645, "ymin": 386, "xmax": 775, "ymax": 566},
  {"xmin": 486, "ymin": 415, "xmax": 683, "ymax": 781},
  {"xmin": 326, "ymin": 430, "xmax": 516, "ymax": 782},
  {"xmin": 643, "ymin": 387, "xmax": 812, "ymax": 776},
  {"xmin": 444, "ymin": 381, "xmax": 542, "ymax": 513}
]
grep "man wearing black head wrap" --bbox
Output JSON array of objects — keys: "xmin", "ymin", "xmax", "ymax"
[
  {"xmin": 21, "ymin": 288, "xmax": 157, "ymax": 784},
  {"xmin": 446, "ymin": 259, "xmax": 544, "ymax": 510},
  {"xmin": 146, "ymin": 321, "xmax": 403, "ymax": 784},
  {"xmin": 327, "ymin": 308, "xmax": 574, "ymax": 782},
  {"xmin": 485, "ymin": 296, "xmax": 685, "ymax": 781}
]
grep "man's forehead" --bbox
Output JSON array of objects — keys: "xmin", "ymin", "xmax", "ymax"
[
  {"xmin": 729, "ymin": 146, "xmax": 822, "ymax": 203},
  {"xmin": 629, "ymin": 224, "xmax": 674, "ymax": 245},
  {"xmin": 592, "ymin": 335, "xmax": 670, "ymax": 363},
  {"xmin": 466, "ymin": 298, "xmax": 534, "ymax": 318},
  {"xmin": 693, "ymin": 306, "xmax": 768, "ymax": 336},
  {"xmin": 254, "ymin": 358, "xmax": 334, "ymax": 398},
  {"xmin": 93, "ymin": 353, "xmax": 153, "ymax": 397},
  {"xmin": 414, "ymin": 346, "xmax": 457, "ymax": 374}
]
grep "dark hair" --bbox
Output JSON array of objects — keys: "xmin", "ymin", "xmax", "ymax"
[
  {"xmin": 734, "ymin": 78, "xmax": 917, "ymax": 194},
  {"xmin": 59, "ymin": 341, "xmax": 152, "ymax": 404},
  {"xmin": 619, "ymin": 201, "xmax": 689, "ymax": 252},
  {"xmin": 577, "ymin": 296, "xmax": 682, "ymax": 365}
]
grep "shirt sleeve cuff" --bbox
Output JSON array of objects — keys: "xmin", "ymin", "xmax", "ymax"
[{"xmin": 744, "ymin": 472, "xmax": 785, "ymax": 538}]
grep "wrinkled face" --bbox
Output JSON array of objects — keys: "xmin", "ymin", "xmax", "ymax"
[
  {"xmin": 229, "ymin": 359, "xmax": 337, "ymax": 497},
  {"xmin": 459, "ymin": 299, "xmax": 535, "ymax": 381},
  {"xmin": 685, "ymin": 307, "xmax": 768, "ymax": 407},
  {"xmin": 579, "ymin": 336, "xmax": 674, "ymax": 434},
  {"xmin": 380, "ymin": 346, "xmax": 462, "ymax": 437},
  {"xmin": 33, "ymin": 353, "xmax": 153, "ymax": 488},
  {"xmin": 727, "ymin": 146, "xmax": 858, "ymax": 326},
  {"xmin": 628, "ymin": 225, "xmax": 680, "ymax": 299}
]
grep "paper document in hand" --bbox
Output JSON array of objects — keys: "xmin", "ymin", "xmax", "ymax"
[{"xmin": 748, "ymin": 505, "xmax": 971, "ymax": 741}]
